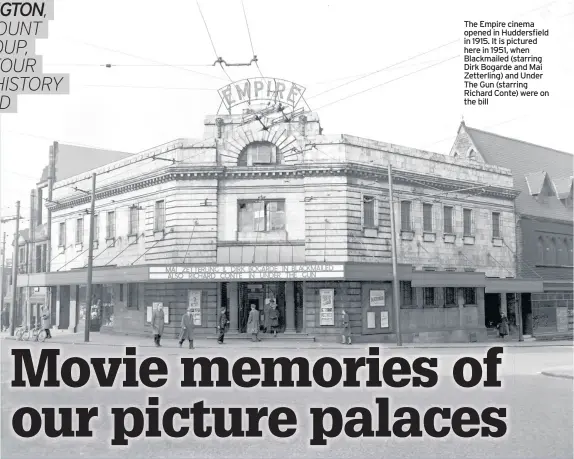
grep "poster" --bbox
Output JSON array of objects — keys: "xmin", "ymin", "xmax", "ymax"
[
  {"xmin": 146, "ymin": 303, "xmax": 169, "ymax": 324},
  {"xmin": 319, "ymin": 289, "xmax": 334, "ymax": 326},
  {"xmin": 188, "ymin": 290, "xmax": 202, "ymax": 326},
  {"xmin": 556, "ymin": 307, "xmax": 568, "ymax": 333},
  {"xmin": 370, "ymin": 290, "xmax": 386, "ymax": 307},
  {"xmin": 367, "ymin": 312, "xmax": 375, "ymax": 329},
  {"xmin": 381, "ymin": 311, "xmax": 389, "ymax": 328}
]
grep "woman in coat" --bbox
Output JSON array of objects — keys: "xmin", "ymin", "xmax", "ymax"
[
  {"xmin": 268, "ymin": 303, "xmax": 280, "ymax": 337},
  {"xmin": 151, "ymin": 306, "xmax": 165, "ymax": 347},
  {"xmin": 247, "ymin": 304, "xmax": 261, "ymax": 342},
  {"xmin": 179, "ymin": 308, "xmax": 195, "ymax": 349},
  {"xmin": 41, "ymin": 305, "xmax": 51, "ymax": 339},
  {"xmin": 498, "ymin": 313, "xmax": 510, "ymax": 339}
]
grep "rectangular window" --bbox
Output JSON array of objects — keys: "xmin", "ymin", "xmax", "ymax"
[
  {"xmin": 443, "ymin": 206, "xmax": 453, "ymax": 234},
  {"xmin": 93, "ymin": 214, "xmax": 99, "ymax": 241},
  {"xmin": 492, "ymin": 212, "xmax": 501, "ymax": 238},
  {"xmin": 423, "ymin": 287, "xmax": 435, "ymax": 307},
  {"xmin": 154, "ymin": 200, "xmax": 165, "ymax": 231},
  {"xmin": 238, "ymin": 200, "xmax": 286, "ymax": 232},
  {"xmin": 400, "ymin": 201, "xmax": 411, "ymax": 231},
  {"xmin": 127, "ymin": 284, "xmax": 138, "ymax": 309},
  {"xmin": 119, "ymin": 284, "xmax": 124, "ymax": 302},
  {"xmin": 129, "ymin": 206, "xmax": 139, "ymax": 235},
  {"xmin": 106, "ymin": 211, "xmax": 116, "ymax": 239},
  {"xmin": 463, "ymin": 209, "xmax": 473, "ymax": 235},
  {"xmin": 58, "ymin": 222, "xmax": 66, "ymax": 246},
  {"xmin": 463, "ymin": 287, "xmax": 476, "ymax": 305},
  {"xmin": 36, "ymin": 245, "xmax": 42, "ymax": 272},
  {"xmin": 400, "ymin": 281, "xmax": 415, "ymax": 307},
  {"xmin": 76, "ymin": 218, "xmax": 84, "ymax": 245},
  {"xmin": 445, "ymin": 287, "xmax": 457, "ymax": 307},
  {"xmin": 37, "ymin": 187, "xmax": 43, "ymax": 225},
  {"xmin": 252, "ymin": 143, "xmax": 275, "ymax": 164},
  {"xmin": 363, "ymin": 196, "xmax": 376, "ymax": 227},
  {"xmin": 423, "ymin": 203, "xmax": 433, "ymax": 232}
]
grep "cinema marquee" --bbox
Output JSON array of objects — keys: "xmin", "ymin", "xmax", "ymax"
[{"xmin": 218, "ymin": 78, "xmax": 306, "ymax": 112}]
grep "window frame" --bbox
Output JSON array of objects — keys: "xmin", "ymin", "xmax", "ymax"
[
  {"xmin": 238, "ymin": 141, "xmax": 280, "ymax": 166},
  {"xmin": 127, "ymin": 283, "xmax": 139, "ymax": 310},
  {"xmin": 492, "ymin": 211, "xmax": 501, "ymax": 239},
  {"xmin": 463, "ymin": 287, "xmax": 476, "ymax": 305},
  {"xmin": 400, "ymin": 200, "xmax": 412, "ymax": 232},
  {"xmin": 154, "ymin": 200, "xmax": 166, "ymax": 232},
  {"xmin": 75, "ymin": 217, "xmax": 84, "ymax": 245},
  {"xmin": 422, "ymin": 202, "xmax": 433, "ymax": 233},
  {"xmin": 129, "ymin": 206, "xmax": 139, "ymax": 236},
  {"xmin": 106, "ymin": 211, "xmax": 116, "ymax": 240},
  {"xmin": 238, "ymin": 199, "xmax": 286, "ymax": 233},
  {"xmin": 400, "ymin": 281, "xmax": 416, "ymax": 308},
  {"xmin": 444, "ymin": 287, "xmax": 457, "ymax": 308},
  {"xmin": 443, "ymin": 205, "xmax": 454, "ymax": 234},
  {"xmin": 362, "ymin": 194, "xmax": 377, "ymax": 228},
  {"xmin": 423, "ymin": 287, "xmax": 436, "ymax": 307},
  {"xmin": 463, "ymin": 208, "xmax": 473, "ymax": 236},
  {"xmin": 58, "ymin": 221, "xmax": 66, "ymax": 247}
]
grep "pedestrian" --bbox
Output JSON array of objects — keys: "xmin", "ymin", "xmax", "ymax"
[
  {"xmin": 247, "ymin": 303, "xmax": 261, "ymax": 342},
  {"xmin": 1, "ymin": 306, "xmax": 9, "ymax": 332},
  {"xmin": 498, "ymin": 313, "xmax": 509, "ymax": 339},
  {"xmin": 268, "ymin": 302, "xmax": 280, "ymax": 337},
  {"xmin": 41, "ymin": 305, "xmax": 51, "ymax": 339},
  {"xmin": 341, "ymin": 309, "xmax": 351, "ymax": 345},
  {"xmin": 263, "ymin": 299, "xmax": 271, "ymax": 333},
  {"xmin": 179, "ymin": 307, "xmax": 195, "ymax": 349},
  {"xmin": 151, "ymin": 305, "xmax": 165, "ymax": 347},
  {"xmin": 217, "ymin": 307, "xmax": 229, "ymax": 344}
]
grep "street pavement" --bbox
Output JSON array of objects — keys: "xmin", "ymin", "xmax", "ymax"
[{"xmin": 0, "ymin": 337, "xmax": 572, "ymax": 459}]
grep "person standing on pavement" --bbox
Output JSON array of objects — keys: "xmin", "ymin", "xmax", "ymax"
[
  {"xmin": 41, "ymin": 305, "xmax": 51, "ymax": 339},
  {"xmin": 1, "ymin": 306, "xmax": 9, "ymax": 331},
  {"xmin": 179, "ymin": 307, "xmax": 195, "ymax": 349},
  {"xmin": 498, "ymin": 313, "xmax": 509, "ymax": 339},
  {"xmin": 217, "ymin": 307, "xmax": 229, "ymax": 344},
  {"xmin": 268, "ymin": 302, "xmax": 280, "ymax": 337},
  {"xmin": 341, "ymin": 309, "xmax": 351, "ymax": 345},
  {"xmin": 247, "ymin": 303, "xmax": 261, "ymax": 342},
  {"xmin": 151, "ymin": 305, "xmax": 165, "ymax": 347}
]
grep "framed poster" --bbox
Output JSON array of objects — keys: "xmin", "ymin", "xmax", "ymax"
[
  {"xmin": 380, "ymin": 311, "xmax": 389, "ymax": 328},
  {"xmin": 319, "ymin": 289, "xmax": 335, "ymax": 326},
  {"xmin": 370, "ymin": 290, "xmax": 386, "ymax": 307},
  {"xmin": 188, "ymin": 290, "xmax": 202, "ymax": 326},
  {"xmin": 147, "ymin": 303, "xmax": 169, "ymax": 324},
  {"xmin": 367, "ymin": 311, "xmax": 376, "ymax": 329}
]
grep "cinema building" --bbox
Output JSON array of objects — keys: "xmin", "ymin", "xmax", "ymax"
[{"xmin": 16, "ymin": 78, "xmax": 534, "ymax": 343}]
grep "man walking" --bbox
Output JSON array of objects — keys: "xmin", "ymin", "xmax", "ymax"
[
  {"xmin": 151, "ymin": 304, "xmax": 165, "ymax": 347},
  {"xmin": 218, "ymin": 307, "xmax": 229, "ymax": 344},
  {"xmin": 179, "ymin": 307, "xmax": 195, "ymax": 349}
]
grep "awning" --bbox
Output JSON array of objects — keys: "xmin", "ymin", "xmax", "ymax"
[
  {"xmin": 485, "ymin": 278, "xmax": 544, "ymax": 293},
  {"xmin": 17, "ymin": 265, "xmax": 150, "ymax": 287},
  {"xmin": 411, "ymin": 271, "xmax": 486, "ymax": 288},
  {"xmin": 345, "ymin": 263, "xmax": 413, "ymax": 281}
]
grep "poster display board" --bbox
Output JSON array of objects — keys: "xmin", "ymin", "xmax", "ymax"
[
  {"xmin": 146, "ymin": 303, "xmax": 169, "ymax": 324},
  {"xmin": 367, "ymin": 312, "xmax": 376, "ymax": 329},
  {"xmin": 380, "ymin": 311, "xmax": 389, "ymax": 328},
  {"xmin": 319, "ymin": 289, "xmax": 335, "ymax": 326},
  {"xmin": 188, "ymin": 290, "xmax": 202, "ymax": 326},
  {"xmin": 370, "ymin": 290, "xmax": 386, "ymax": 307}
]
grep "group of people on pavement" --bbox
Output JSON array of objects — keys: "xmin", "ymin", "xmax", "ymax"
[{"xmin": 1, "ymin": 305, "xmax": 52, "ymax": 338}]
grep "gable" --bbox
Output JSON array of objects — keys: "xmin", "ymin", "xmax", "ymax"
[{"xmin": 449, "ymin": 124, "xmax": 486, "ymax": 163}]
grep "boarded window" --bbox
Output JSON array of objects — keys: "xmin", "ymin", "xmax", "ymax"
[
  {"xmin": 76, "ymin": 218, "xmax": 84, "ymax": 245},
  {"xmin": 423, "ymin": 203, "xmax": 433, "ymax": 232},
  {"xmin": 239, "ymin": 200, "xmax": 286, "ymax": 232},
  {"xmin": 492, "ymin": 212, "xmax": 501, "ymax": 238},
  {"xmin": 401, "ymin": 201, "xmax": 411, "ymax": 231},
  {"xmin": 463, "ymin": 209, "xmax": 473, "ymax": 235},
  {"xmin": 129, "ymin": 206, "xmax": 139, "ymax": 235},
  {"xmin": 363, "ymin": 196, "xmax": 376, "ymax": 227},
  {"xmin": 154, "ymin": 200, "xmax": 165, "ymax": 231},
  {"xmin": 443, "ymin": 206, "xmax": 453, "ymax": 233}
]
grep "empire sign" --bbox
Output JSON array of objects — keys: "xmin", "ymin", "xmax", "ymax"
[{"xmin": 218, "ymin": 78, "xmax": 306, "ymax": 111}]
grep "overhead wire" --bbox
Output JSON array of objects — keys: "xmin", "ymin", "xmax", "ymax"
[
  {"xmin": 196, "ymin": 1, "xmax": 233, "ymax": 82},
  {"xmin": 241, "ymin": 0, "xmax": 264, "ymax": 78}
]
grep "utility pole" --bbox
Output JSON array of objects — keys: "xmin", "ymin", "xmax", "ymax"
[
  {"xmin": 9, "ymin": 201, "xmax": 20, "ymax": 336},
  {"xmin": 85, "ymin": 173, "xmax": 96, "ymax": 342},
  {"xmin": 0, "ymin": 232, "xmax": 5, "ymax": 317},
  {"xmin": 387, "ymin": 164, "xmax": 402, "ymax": 346}
]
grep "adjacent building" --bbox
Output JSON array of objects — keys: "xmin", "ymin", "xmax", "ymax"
[{"xmin": 450, "ymin": 123, "xmax": 573, "ymax": 338}]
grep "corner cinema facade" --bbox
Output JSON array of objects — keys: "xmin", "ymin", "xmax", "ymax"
[{"xmin": 18, "ymin": 78, "xmax": 536, "ymax": 343}]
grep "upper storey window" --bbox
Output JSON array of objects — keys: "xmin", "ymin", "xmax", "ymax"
[{"xmin": 238, "ymin": 141, "xmax": 282, "ymax": 166}]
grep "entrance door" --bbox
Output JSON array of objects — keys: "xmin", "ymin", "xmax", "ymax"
[
  {"xmin": 361, "ymin": 283, "xmax": 393, "ymax": 335},
  {"xmin": 484, "ymin": 293, "xmax": 501, "ymax": 328}
]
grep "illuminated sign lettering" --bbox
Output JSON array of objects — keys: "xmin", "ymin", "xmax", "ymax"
[{"xmin": 218, "ymin": 78, "xmax": 306, "ymax": 111}]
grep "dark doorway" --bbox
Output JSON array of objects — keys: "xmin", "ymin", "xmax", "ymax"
[
  {"xmin": 238, "ymin": 282, "xmax": 286, "ymax": 333},
  {"xmin": 521, "ymin": 293, "xmax": 533, "ymax": 335},
  {"xmin": 58, "ymin": 286, "xmax": 70, "ymax": 330},
  {"xmin": 484, "ymin": 293, "xmax": 501, "ymax": 328}
]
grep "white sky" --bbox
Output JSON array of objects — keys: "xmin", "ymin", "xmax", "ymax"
[{"xmin": 1, "ymin": 0, "xmax": 573, "ymax": 253}]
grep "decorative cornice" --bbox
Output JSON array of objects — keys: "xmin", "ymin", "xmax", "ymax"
[{"xmin": 49, "ymin": 162, "xmax": 519, "ymax": 211}]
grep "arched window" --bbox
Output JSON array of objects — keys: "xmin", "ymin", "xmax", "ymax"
[
  {"xmin": 537, "ymin": 237, "xmax": 545, "ymax": 264},
  {"xmin": 549, "ymin": 237, "xmax": 558, "ymax": 265},
  {"xmin": 557, "ymin": 238, "xmax": 569, "ymax": 266},
  {"xmin": 468, "ymin": 149, "xmax": 477, "ymax": 161},
  {"xmin": 238, "ymin": 141, "xmax": 281, "ymax": 166}
]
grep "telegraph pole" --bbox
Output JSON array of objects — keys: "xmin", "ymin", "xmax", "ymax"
[
  {"xmin": 9, "ymin": 201, "xmax": 20, "ymax": 336},
  {"xmin": 84, "ymin": 173, "xmax": 96, "ymax": 342},
  {"xmin": 387, "ymin": 164, "xmax": 402, "ymax": 346}
]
